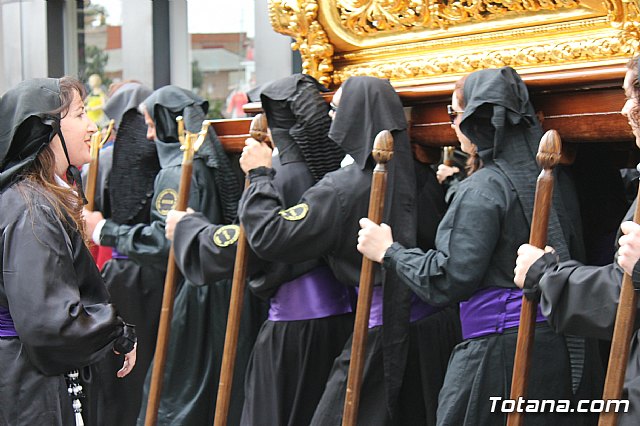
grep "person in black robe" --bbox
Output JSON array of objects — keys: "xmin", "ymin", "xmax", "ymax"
[
  {"xmin": 358, "ymin": 67, "xmax": 600, "ymax": 425},
  {"xmin": 87, "ymin": 81, "xmax": 164, "ymax": 426},
  {"xmin": 165, "ymin": 74, "xmax": 353, "ymax": 426},
  {"xmin": 83, "ymin": 84, "xmax": 263, "ymax": 425},
  {"xmin": 514, "ymin": 56, "xmax": 640, "ymax": 425},
  {"xmin": 239, "ymin": 76, "xmax": 459, "ymax": 425},
  {"xmin": 0, "ymin": 77, "xmax": 137, "ymax": 426}
]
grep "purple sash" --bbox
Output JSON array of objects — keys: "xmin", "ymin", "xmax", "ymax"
[
  {"xmin": 0, "ymin": 306, "xmax": 18, "ymax": 337},
  {"xmin": 366, "ymin": 287, "xmax": 440, "ymax": 329},
  {"xmin": 112, "ymin": 248, "xmax": 129, "ymax": 260},
  {"xmin": 459, "ymin": 286, "xmax": 546, "ymax": 340},
  {"xmin": 268, "ymin": 266, "xmax": 353, "ymax": 321}
]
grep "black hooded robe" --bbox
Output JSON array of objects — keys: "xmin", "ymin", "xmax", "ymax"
[
  {"xmin": 88, "ymin": 82, "xmax": 166, "ymax": 426},
  {"xmin": 98, "ymin": 86, "xmax": 262, "ymax": 426},
  {"xmin": 240, "ymin": 74, "xmax": 356, "ymax": 426},
  {"xmin": 382, "ymin": 67, "xmax": 600, "ymax": 425},
  {"xmin": 239, "ymin": 76, "xmax": 459, "ymax": 426},
  {"xmin": 0, "ymin": 78, "xmax": 135, "ymax": 426}
]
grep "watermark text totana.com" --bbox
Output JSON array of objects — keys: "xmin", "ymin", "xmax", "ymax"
[{"xmin": 489, "ymin": 397, "xmax": 629, "ymax": 413}]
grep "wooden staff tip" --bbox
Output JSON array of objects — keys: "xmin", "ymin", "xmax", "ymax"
[
  {"xmin": 537, "ymin": 129, "xmax": 562, "ymax": 170},
  {"xmin": 249, "ymin": 113, "xmax": 269, "ymax": 143},
  {"xmin": 372, "ymin": 130, "xmax": 394, "ymax": 164}
]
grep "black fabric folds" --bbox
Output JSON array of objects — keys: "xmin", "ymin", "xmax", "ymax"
[
  {"xmin": 103, "ymin": 82, "xmax": 152, "ymax": 128},
  {"xmin": 106, "ymin": 82, "xmax": 159, "ymax": 225},
  {"xmin": 0, "ymin": 78, "xmax": 62, "ymax": 190},
  {"xmin": 459, "ymin": 67, "xmax": 570, "ymax": 261},
  {"xmin": 256, "ymin": 74, "xmax": 344, "ymax": 182},
  {"xmin": 330, "ymin": 76, "xmax": 417, "ymax": 420},
  {"xmin": 144, "ymin": 85, "xmax": 241, "ymax": 223}
]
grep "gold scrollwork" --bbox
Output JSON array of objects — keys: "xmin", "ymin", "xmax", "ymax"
[
  {"xmin": 612, "ymin": 0, "xmax": 640, "ymax": 50},
  {"xmin": 331, "ymin": 34, "xmax": 636, "ymax": 84},
  {"xmin": 269, "ymin": 0, "xmax": 335, "ymax": 86},
  {"xmin": 336, "ymin": 0, "xmax": 580, "ymax": 34}
]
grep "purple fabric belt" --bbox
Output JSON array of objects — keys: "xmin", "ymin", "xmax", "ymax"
[
  {"xmin": 365, "ymin": 287, "xmax": 440, "ymax": 329},
  {"xmin": 268, "ymin": 266, "xmax": 353, "ymax": 321},
  {"xmin": 0, "ymin": 306, "xmax": 18, "ymax": 337},
  {"xmin": 112, "ymin": 248, "xmax": 129, "ymax": 260},
  {"xmin": 459, "ymin": 286, "xmax": 546, "ymax": 340}
]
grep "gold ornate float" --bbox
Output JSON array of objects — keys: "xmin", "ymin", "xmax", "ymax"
[{"xmin": 269, "ymin": 0, "xmax": 640, "ymax": 87}]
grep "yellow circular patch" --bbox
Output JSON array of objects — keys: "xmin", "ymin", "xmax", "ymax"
[
  {"xmin": 213, "ymin": 225, "xmax": 240, "ymax": 247},
  {"xmin": 278, "ymin": 203, "xmax": 309, "ymax": 221},
  {"xmin": 155, "ymin": 188, "xmax": 178, "ymax": 216}
]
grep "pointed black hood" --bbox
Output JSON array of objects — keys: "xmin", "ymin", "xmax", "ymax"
[{"xmin": 0, "ymin": 78, "xmax": 63, "ymax": 190}]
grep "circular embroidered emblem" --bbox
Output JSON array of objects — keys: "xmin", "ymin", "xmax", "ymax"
[
  {"xmin": 155, "ymin": 189, "xmax": 178, "ymax": 216},
  {"xmin": 213, "ymin": 225, "xmax": 241, "ymax": 247},
  {"xmin": 278, "ymin": 203, "xmax": 309, "ymax": 221}
]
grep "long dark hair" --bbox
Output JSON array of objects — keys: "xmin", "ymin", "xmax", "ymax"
[
  {"xmin": 453, "ymin": 74, "xmax": 483, "ymax": 175},
  {"xmin": 17, "ymin": 77, "xmax": 89, "ymax": 243}
]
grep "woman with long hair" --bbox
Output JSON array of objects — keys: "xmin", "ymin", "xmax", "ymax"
[{"xmin": 0, "ymin": 77, "xmax": 136, "ymax": 425}]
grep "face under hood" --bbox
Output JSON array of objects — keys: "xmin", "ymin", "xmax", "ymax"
[{"xmin": 143, "ymin": 85, "xmax": 209, "ymax": 143}]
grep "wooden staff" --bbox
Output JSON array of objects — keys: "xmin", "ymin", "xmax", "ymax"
[
  {"xmin": 342, "ymin": 130, "xmax": 394, "ymax": 426},
  {"xmin": 599, "ymin": 185, "xmax": 640, "ymax": 425},
  {"xmin": 442, "ymin": 145, "xmax": 455, "ymax": 167},
  {"xmin": 84, "ymin": 119, "xmax": 114, "ymax": 211},
  {"xmin": 507, "ymin": 129, "xmax": 562, "ymax": 426},
  {"xmin": 213, "ymin": 113, "xmax": 269, "ymax": 426},
  {"xmin": 145, "ymin": 118, "xmax": 211, "ymax": 426}
]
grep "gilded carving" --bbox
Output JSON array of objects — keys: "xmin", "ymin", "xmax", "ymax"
[
  {"xmin": 269, "ymin": 0, "xmax": 335, "ymax": 86},
  {"xmin": 268, "ymin": 0, "xmax": 640, "ymax": 86},
  {"xmin": 331, "ymin": 35, "xmax": 634, "ymax": 84},
  {"xmin": 335, "ymin": 0, "xmax": 580, "ymax": 34}
]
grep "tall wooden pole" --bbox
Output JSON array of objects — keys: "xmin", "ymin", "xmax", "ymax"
[
  {"xmin": 507, "ymin": 129, "xmax": 562, "ymax": 426},
  {"xmin": 342, "ymin": 130, "xmax": 394, "ymax": 426},
  {"xmin": 598, "ymin": 186, "xmax": 640, "ymax": 425},
  {"xmin": 213, "ymin": 113, "xmax": 269, "ymax": 426},
  {"xmin": 84, "ymin": 119, "xmax": 114, "ymax": 211},
  {"xmin": 145, "ymin": 118, "xmax": 210, "ymax": 426}
]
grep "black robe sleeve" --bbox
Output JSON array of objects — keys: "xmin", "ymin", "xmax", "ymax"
[
  {"xmin": 239, "ymin": 167, "xmax": 343, "ymax": 263},
  {"xmin": 528, "ymin": 253, "xmax": 640, "ymax": 340},
  {"xmin": 383, "ymin": 183, "xmax": 502, "ymax": 307},
  {"xmin": 172, "ymin": 213, "xmax": 241, "ymax": 285},
  {"xmin": 3, "ymin": 203, "xmax": 125, "ymax": 374}
]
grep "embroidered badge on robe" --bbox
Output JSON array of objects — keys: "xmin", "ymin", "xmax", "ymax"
[
  {"xmin": 213, "ymin": 225, "xmax": 240, "ymax": 247},
  {"xmin": 278, "ymin": 203, "xmax": 309, "ymax": 221},
  {"xmin": 155, "ymin": 188, "xmax": 178, "ymax": 215}
]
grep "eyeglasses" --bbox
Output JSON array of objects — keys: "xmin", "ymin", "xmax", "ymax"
[
  {"xmin": 329, "ymin": 102, "xmax": 338, "ymax": 114},
  {"xmin": 447, "ymin": 104, "xmax": 464, "ymax": 124}
]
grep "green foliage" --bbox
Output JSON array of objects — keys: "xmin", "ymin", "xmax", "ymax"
[
  {"xmin": 192, "ymin": 60, "xmax": 204, "ymax": 90},
  {"xmin": 82, "ymin": 45, "xmax": 111, "ymax": 87},
  {"xmin": 207, "ymin": 99, "xmax": 225, "ymax": 120}
]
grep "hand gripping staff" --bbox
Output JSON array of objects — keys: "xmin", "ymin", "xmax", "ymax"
[
  {"xmin": 342, "ymin": 130, "xmax": 394, "ymax": 426},
  {"xmin": 213, "ymin": 113, "xmax": 269, "ymax": 426},
  {"xmin": 599, "ymin": 165, "xmax": 640, "ymax": 425},
  {"xmin": 84, "ymin": 119, "xmax": 114, "ymax": 211},
  {"xmin": 145, "ymin": 117, "xmax": 211, "ymax": 426},
  {"xmin": 507, "ymin": 130, "xmax": 562, "ymax": 426}
]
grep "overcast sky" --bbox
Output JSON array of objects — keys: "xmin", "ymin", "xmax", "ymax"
[{"xmin": 92, "ymin": 0, "xmax": 255, "ymax": 37}]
